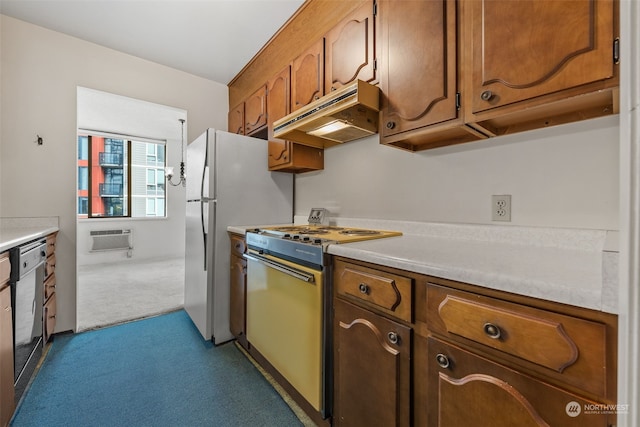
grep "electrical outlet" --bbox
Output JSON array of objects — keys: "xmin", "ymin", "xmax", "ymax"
[{"xmin": 492, "ymin": 195, "xmax": 511, "ymax": 221}]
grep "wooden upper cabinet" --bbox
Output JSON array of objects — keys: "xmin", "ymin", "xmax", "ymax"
[
  {"xmin": 324, "ymin": 0, "xmax": 376, "ymax": 93},
  {"xmin": 244, "ymin": 85, "xmax": 267, "ymax": 135},
  {"xmin": 267, "ymin": 66, "xmax": 324, "ymax": 173},
  {"xmin": 228, "ymin": 102, "xmax": 244, "ymax": 135},
  {"xmin": 380, "ymin": 0, "xmax": 457, "ymax": 135},
  {"xmin": 267, "ymin": 66, "xmax": 291, "ymax": 169},
  {"xmin": 291, "ymin": 39, "xmax": 324, "ymax": 111},
  {"xmin": 379, "ymin": 0, "xmax": 483, "ymax": 150},
  {"xmin": 468, "ymin": 0, "xmax": 615, "ymax": 114}
]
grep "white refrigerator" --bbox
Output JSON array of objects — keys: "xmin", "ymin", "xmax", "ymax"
[{"xmin": 184, "ymin": 129, "xmax": 293, "ymax": 344}]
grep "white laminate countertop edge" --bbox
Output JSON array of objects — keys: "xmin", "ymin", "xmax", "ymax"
[
  {"xmin": 327, "ymin": 234, "xmax": 612, "ymax": 312},
  {"xmin": 0, "ymin": 217, "xmax": 60, "ymax": 253}
]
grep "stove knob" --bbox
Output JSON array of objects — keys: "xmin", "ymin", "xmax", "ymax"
[
  {"xmin": 284, "ymin": 234, "xmax": 291, "ymax": 239},
  {"xmin": 302, "ymin": 236, "xmax": 310, "ymax": 242},
  {"xmin": 314, "ymin": 239, "xmax": 323, "ymax": 244},
  {"xmin": 293, "ymin": 235, "xmax": 300, "ymax": 240}
]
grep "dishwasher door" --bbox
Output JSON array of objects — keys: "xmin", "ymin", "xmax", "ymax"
[
  {"xmin": 13, "ymin": 267, "xmax": 42, "ymax": 353},
  {"xmin": 10, "ymin": 239, "xmax": 46, "ymax": 399},
  {"xmin": 245, "ymin": 251, "xmax": 324, "ymax": 412}
]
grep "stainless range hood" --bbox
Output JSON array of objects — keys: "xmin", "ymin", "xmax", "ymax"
[{"xmin": 273, "ymin": 79, "xmax": 380, "ymax": 148}]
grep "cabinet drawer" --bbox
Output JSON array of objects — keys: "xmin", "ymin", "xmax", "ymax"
[
  {"xmin": 427, "ymin": 283, "xmax": 609, "ymax": 397},
  {"xmin": 45, "ymin": 253, "xmax": 56, "ymax": 279},
  {"xmin": 229, "ymin": 234, "xmax": 246, "ymax": 257},
  {"xmin": 44, "ymin": 273, "xmax": 56, "ymax": 301},
  {"xmin": 46, "ymin": 232, "xmax": 57, "ymax": 258},
  {"xmin": 335, "ymin": 260, "xmax": 412, "ymax": 322},
  {"xmin": 44, "ymin": 292, "xmax": 56, "ymax": 343},
  {"xmin": 0, "ymin": 253, "xmax": 9, "ymax": 284}
]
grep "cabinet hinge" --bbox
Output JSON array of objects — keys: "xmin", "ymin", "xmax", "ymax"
[
  {"xmin": 373, "ymin": 0, "xmax": 377, "ymax": 17},
  {"xmin": 613, "ymin": 37, "xmax": 620, "ymax": 65},
  {"xmin": 455, "ymin": 92, "xmax": 461, "ymax": 110},
  {"xmin": 374, "ymin": 58, "xmax": 377, "ymax": 71}
]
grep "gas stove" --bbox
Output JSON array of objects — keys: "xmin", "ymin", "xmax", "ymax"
[{"xmin": 245, "ymin": 225, "xmax": 402, "ymax": 268}]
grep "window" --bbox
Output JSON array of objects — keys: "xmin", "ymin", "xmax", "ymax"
[
  {"xmin": 77, "ymin": 134, "xmax": 167, "ymax": 218},
  {"xmin": 78, "ymin": 197, "xmax": 88, "ymax": 215},
  {"xmin": 78, "ymin": 136, "xmax": 88, "ymax": 160},
  {"xmin": 78, "ymin": 167, "xmax": 88, "ymax": 191}
]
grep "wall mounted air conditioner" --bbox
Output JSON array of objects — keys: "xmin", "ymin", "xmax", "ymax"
[{"xmin": 90, "ymin": 229, "xmax": 133, "ymax": 252}]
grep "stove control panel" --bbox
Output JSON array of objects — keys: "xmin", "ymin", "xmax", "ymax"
[{"xmin": 308, "ymin": 208, "xmax": 329, "ymax": 226}]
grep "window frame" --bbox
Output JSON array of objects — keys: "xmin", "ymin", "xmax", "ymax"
[{"xmin": 79, "ymin": 134, "xmax": 167, "ymax": 219}]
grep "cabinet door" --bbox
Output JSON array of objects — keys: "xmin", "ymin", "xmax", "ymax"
[
  {"xmin": 228, "ymin": 102, "xmax": 245, "ymax": 135},
  {"xmin": 324, "ymin": 0, "xmax": 376, "ymax": 93},
  {"xmin": 268, "ymin": 65, "xmax": 324, "ymax": 173},
  {"xmin": 267, "ymin": 66, "xmax": 292, "ymax": 169},
  {"xmin": 379, "ymin": 0, "xmax": 458, "ymax": 138},
  {"xmin": 0, "ymin": 285, "xmax": 15, "ymax": 426},
  {"xmin": 291, "ymin": 39, "xmax": 324, "ymax": 111},
  {"xmin": 333, "ymin": 298, "xmax": 411, "ymax": 426},
  {"xmin": 245, "ymin": 85, "xmax": 268, "ymax": 135},
  {"xmin": 428, "ymin": 337, "xmax": 611, "ymax": 427},
  {"xmin": 229, "ymin": 253, "xmax": 247, "ymax": 349},
  {"xmin": 468, "ymin": 0, "xmax": 615, "ymax": 114},
  {"xmin": 44, "ymin": 292, "xmax": 57, "ymax": 343}
]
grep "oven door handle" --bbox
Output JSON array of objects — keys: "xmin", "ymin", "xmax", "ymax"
[{"xmin": 243, "ymin": 253, "xmax": 316, "ymax": 283}]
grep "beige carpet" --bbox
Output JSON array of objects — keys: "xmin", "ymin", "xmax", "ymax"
[{"xmin": 77, "ymin": 256, "xmax": 184, "ymax": 331}]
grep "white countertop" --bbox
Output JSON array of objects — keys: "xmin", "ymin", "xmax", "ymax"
[
  {"xmin": 0, "ymin": 217, "xmax": 59, "ymax": 253},
  {"xmin": 229, "ymin": 218, "xmax": 619, "ymax": 314}
]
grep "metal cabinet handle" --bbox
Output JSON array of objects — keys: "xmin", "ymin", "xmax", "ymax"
[
  {"xmin": 387, "ymin": 331, "xmax": 399, "ymax": 345},
  {"xmin": 358, "ymin": 283, "xmax": 369, "ymax": 294},
  {"xmin": 436, "ymin": 353, "xmax": 450, "ymax": 369},
  {"xmin": 483, "ymin": 322, "xmax": 502, "ymax": 339},
  {"xmin": 386, "ymin": 121, "xmax": 396, "ymax": 129},
  {"xmin": 480, "ymin": 90, "xmax": 494, "ymax": 101}
]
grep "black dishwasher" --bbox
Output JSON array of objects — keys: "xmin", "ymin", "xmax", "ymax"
[{"xmin": 9, "ymin": 238, "xmax": 47, "ymax": 402}]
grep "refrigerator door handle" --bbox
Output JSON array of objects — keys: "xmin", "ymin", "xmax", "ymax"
[
  {"xmin": 202, "ymin": 165, "xmax": 210, "ymax": 199},
  {"xmin": 201, "ymin": 200, "xmax": 207, "ymax": 270}
]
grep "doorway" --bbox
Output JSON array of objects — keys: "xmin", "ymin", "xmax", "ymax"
[{"xmin": 76, "ymin": 87, "xmax": 186, "ymax": 331}]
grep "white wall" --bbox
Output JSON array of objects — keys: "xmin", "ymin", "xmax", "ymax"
[
  {"xmin": 296, "ymin": 115, "xmax": 619, "ymax": 231},
  {"xmin": 76, "ymin": 87, "xmax": 187, "ymax": 266},
  {"xmin": 0, "ymin": 15, "xmax": 229, "ymax": 333}
]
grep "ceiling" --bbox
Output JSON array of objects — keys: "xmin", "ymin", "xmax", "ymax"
[{"xmin": 0, "ymin": 0, "xmax": 306, "ymax": 85}]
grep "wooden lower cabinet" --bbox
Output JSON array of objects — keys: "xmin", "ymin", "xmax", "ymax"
[
  {"xmin": 331, "ymin": 257, "xmax": 617, "ymax": 427},
  {"xmin": 333, "ymin": 298, "xmax": 411, "ymax": 426},
  {"xmin": 229, "ymin": 233, "xmax": 248, "ymax": 349},
  {"xmin": 428, "ymin": 336, "xmax": 611, "ymax": 426},
  {"xmin": 0, "ymin": 282, "xmax": 15, "ymax": 427},
  {"xmin": 43, "ymin": 232, "xmax": 57, "ymax": 343}
]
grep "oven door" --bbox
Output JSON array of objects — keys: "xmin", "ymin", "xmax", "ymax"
[{"xmin": 244, "ymin": 250, "xmax": 324, "ymax": 413}]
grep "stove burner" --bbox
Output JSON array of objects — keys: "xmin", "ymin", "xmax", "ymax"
[{"xmin": 339, "ymin": 229, "xmax": 381, "ymax": 236}]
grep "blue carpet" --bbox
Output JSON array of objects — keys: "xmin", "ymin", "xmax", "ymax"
[{"xmin": 11, "ymin": 310, "xmax": 303, "ymax": 427}]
